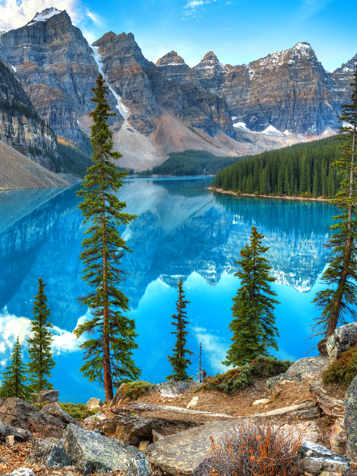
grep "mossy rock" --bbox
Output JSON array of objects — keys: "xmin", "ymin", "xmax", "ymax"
[
  {"xmin": 322, "ymin": 343, "xmax": 357, "ymax": 387},
  {"xmin": 196, "ymin": 355, "xmax": 293, "ymax": 395},
  {"xmin": 118, "ymin": 381, "xmax": 153, "ymax": 400}
]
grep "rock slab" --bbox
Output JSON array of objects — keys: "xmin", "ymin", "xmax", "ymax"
[
  {"xmin": 327, "ymin": 322, "xmax": 357, "ymax": 361},
  {"xmin": 26, "ymin": 437, "xmax": 72, "ymax": 467},
  {"xmin": 148, "ymin": 419, "xmax": 237, "ymax": 475},
  {"xmin": 345, "ymin": 374, "xmax": 357, "ymax": 461},
  {"xmin": 63, "ymin": 423, "xmax": 151, "ymax": 475},
  {"xmin": 86, "ymin": 398, "xmax": 102, "ymax": 410},
  {"xmin": 0, "ymin": 398, "xmax": 64, "ymax": 438},
  {"xmin": 41, "ymin": 402, "xmax": 79, "ymax": 426},
  {"xmin": 0, "ymin": 420, "xmax": 32, "ymax": 442},
  {"xmin": 37, "ymin": 390, "xmax": 59, "ymax": 404},
  {"xmin": 298, "ymin": 441, "xmax": 350, "ymax": 474}
]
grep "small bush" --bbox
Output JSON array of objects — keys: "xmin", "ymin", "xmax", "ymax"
[
  {"xmin": 322, "ymin": 343, "xmax": 357, "ymax": 387},
  {"xmin": 197, "ymin": 356, "xmax": 293, "ymax": 395},
  {"xmin": 201, "ymin": 419, "xmax": 301, "ymax": 476},
  {"xmin": 59, "ymin": 402, "xmax": 98, "ymax": 421},
  {"xmin": 119, "ymin": 381, "xmax": 153, "ymax": 400}
]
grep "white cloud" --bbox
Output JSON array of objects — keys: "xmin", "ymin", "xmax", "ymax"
[
  {"xmin": 0, "ymin": 308, "xmax": 89, "ymax": 360},
  {"xmin": 0, "ymin": 0, "xmax": 102, "ymax": 34},
  {"xmin": 192, "ymin": 326, "xmax": 232, "ymax": 374},
  {"xmin": 185, "ymin": 0, "xmax": 205, "ymax": 8}
]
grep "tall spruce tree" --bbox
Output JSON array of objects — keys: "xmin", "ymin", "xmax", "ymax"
[
  {"xmin": 167, "ymin": 280, "xmax": 193, "ymax": 381},
  {"xmin": 74, "ymin": 74, "xmax": 140, "ymax": 401},
  {"xmin": 312, "ymin": 68, "xmax": 357, "ymax": 339},
  {"xmin": 0, "ymin": 337, "xmax": 30, "ymax": 399},
  {"xmin": 27, "ymin": 278, "xmax": 55, "ymax": 392},
  {"xmin": 223, "ymin": 226, "xmax": 280, "ymax": 367}
]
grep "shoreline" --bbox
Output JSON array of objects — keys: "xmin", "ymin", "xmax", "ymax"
[{"xmin": 207, "ymin": 187, "xmax": 331, "ymax": 202}]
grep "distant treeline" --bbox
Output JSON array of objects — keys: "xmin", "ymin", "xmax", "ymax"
[
  {"xmin": 213, "ymin": 136, "xmax": 342, "ymax": 198},
  {"xmin": 141, "ymin": 150, "xmax": 240, "ymax": 176}
]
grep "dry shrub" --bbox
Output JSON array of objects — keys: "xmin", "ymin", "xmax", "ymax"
[
  {"xmin": 200, "ymin": 419, "xmax": 301, "ymax": 476},
  {"xmin": 322, "ymin": 343, "xmax": 357, "ymax": 387}
]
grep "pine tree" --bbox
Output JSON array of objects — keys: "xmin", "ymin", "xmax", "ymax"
[
  {"xmin": 74, "ymin": 74, "xmax": 140, "ymax": 401},
  {"xmin": 167, "ymin": 280, "xmax": 193, "ymax": 381},
  {"xmin": 223, "ymin": 226, "xmax": 280, "ymax": 367},
  {"xmin": 27, "ymin": 278, "xmax": 55, "ymax": 392},
  {"xmin": 0, "ymin": 337, "xmax": 30, "ymax": 399},
  {"xmin": 312, "ymin": 68, "xmax": 357, "ymax": 339}
]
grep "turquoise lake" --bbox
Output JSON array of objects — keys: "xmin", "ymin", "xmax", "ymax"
[{"xmin": 0, "ymin": 177, "xmax": 337, "ymax": 403}]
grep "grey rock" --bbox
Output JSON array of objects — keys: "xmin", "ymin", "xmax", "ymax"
[
  {"xmin": 326, "ymin": 322, "xmax": 357, "ymax": 361},
  {"xmin": 4, "ymin": 469, "xmax": 36, "ymax": 476},
  {"xmin": 298, "ymin": 441, "xmax": 350, "ymax": 474},
  {"xmin": 0, "ymin": 420, "xmax": 32, "ymax": 441},
  {"xmin": 0, "ymin": 398, "xmax": 64, "ymax": 438},
  {"xmin": 41, "ymin": 402, "xmax": 79, "ymax": 426},
  {"xmin": 26, "ymin": 437, "xmax": 72, "ymax": 467},
  {"xmin": 86, "ymin": 398, "xmax": 102, "ymax": 410},
  {"xmin": 345, "ymin": 374, "xmax": 357, "ymax": 461},
  {"xmin": 147, "ymin": 419, "xmax": 238, "ymax": 475},
  {"xmin": 63, "ymin": 423, "xmax": 151, "ymax": 475},
  {"xmin": 153, "ymin": 380, "xmax": 199, "ymax": 398},
  {"xmin": 37, "ymin": 389, "xmax": 59, "ymax": 404},
  {"xmin": 286, "ymin": 356, "xmax": 330, "ymax": 380}
]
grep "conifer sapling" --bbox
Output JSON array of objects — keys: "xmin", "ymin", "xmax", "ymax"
[
  {"xmin": 223, "ymin": 226, "xmax": 280, "ymax": 367},
  {"xmin": 27, "ymin": 277, "xmax": 55, "ymax": 393},
  {"xmin": 0, "ymin": 337, "xmax": 30, "ymax": 400},
  {"xmin": 167, "ymin": 280, "xmax": 193, "ymax": 381}
]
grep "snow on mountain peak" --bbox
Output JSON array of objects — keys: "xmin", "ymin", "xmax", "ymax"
[{"xmin": 27, "ymin": 7, "xmax": 62, "ymax": 26}]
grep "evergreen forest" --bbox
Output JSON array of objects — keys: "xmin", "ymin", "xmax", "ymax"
[{"xmin": 213, "ymin": 136, "xmax": 341, "ymax": 198}]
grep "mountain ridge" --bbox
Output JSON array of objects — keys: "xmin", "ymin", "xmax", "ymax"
[{"xmin": 0, "ymin": 7, "xmax": 355, "ymax": 172}]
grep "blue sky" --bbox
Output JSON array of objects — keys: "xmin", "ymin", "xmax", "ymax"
[{"xmin": 1, "ymin": 0, "xmax": 357, "ymax": 71}]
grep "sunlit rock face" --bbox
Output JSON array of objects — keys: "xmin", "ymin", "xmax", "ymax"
[
  {"xmin": 157, "ymin": 42, "xmax": 355, "ymax": 135},
  {"xmin": 0, "ymin": 180, "xmax": 333, "ymax": 332},
  {"xmin": 0, "ymin": 59, "xmax": 57, "ymax": 167},
  {"xmin": 0, "ymin": 10, "xmax": 99, "ymax": 143}
]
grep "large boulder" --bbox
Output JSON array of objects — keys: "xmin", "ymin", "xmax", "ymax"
[
  {"xmin": 267, "ymin": 356, "xmax": 330, "ymax": 399},
  {"xmin": 326, "ymin": 322, "xmax": 357, "ymax": 361},
  {"xmin": 83, "ymin": 411, "xmax": 196, "ymax": 445},
  {"xmin": 26, "ymin": 437, "xmax": 72, "ymax": 467},
  {"xmin": 86, "ymin": 398, "xmax": 102, "ymax": 410},
  {"xmin": 37, "ymin": 390, "xmax": 59, "ymax": 404},
  {"xmin": 41, "ymin": 402, "xmax": 79, "ymax": 426},
  {"xmin": 298, "ymin": 441, "xmax": 350, "ymax": 474},
  {"xmin": 0, "ymin": 398, "xmax": 64, "ymax": 438},
  {"xmin": 147, "ymin": 419, "xmax": 236, "ymax": 475},
  {"xmin": 153, "ymin": 380, "xmax": 199, "ymax": 398},
  {"xmin": 63, "ymin": 423, "xmax": 151, "ymax": 475},
  {"xmin": 0, "ymin": 420, "xmax": 32, "ymax": 442},
  {"xmin": 344, "ymin": 373, "xmax": 357, "ymax": 461}
]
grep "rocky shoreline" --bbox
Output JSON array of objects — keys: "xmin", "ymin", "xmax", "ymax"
[
  {"xmin": 207, "ymin": 186, "xmax": 332, "ymax": 202},
  {"xmin": 2, "ymin": 323, "xmax": 357, "ymax": 475}
]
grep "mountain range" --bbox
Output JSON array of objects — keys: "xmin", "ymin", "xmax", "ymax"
[{"xmin": 0, "ymin": 6, "xmax": 356, "ymax": 177}]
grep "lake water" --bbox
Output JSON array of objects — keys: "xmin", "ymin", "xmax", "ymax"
[{"xmin": 0, "ymin": 177, "xmax": 336, "ymax": 403}]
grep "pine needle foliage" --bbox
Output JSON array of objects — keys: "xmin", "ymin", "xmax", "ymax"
[
  {"xmin": 312, "ymin": 68, "xmax": 357, "ymax": 339},
  {"xmin": 74, "ymin": 74, "xmax": 140, "ymax": 401},
  {"xmin": 0, "ymin": 337, "xmax": 30, "ymax": 400},
  {"xmin": 27, "ymin": 278, "xmax": 55, "ymax": 393},
  {"xmin": 167, "ymin": 279, "xmax": 193, "ymax": 381},
  {"xmin": 223, "ymin": 226, "xmax": 280, "ymax": 367}
]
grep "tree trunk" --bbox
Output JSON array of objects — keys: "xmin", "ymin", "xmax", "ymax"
[
  {"xmin": 102, "ymin": 184, "xmax": 113, "ymax": 402},
  {"xmin": 325, "ymin": 122, "xmax": 356, "ymax": 338}
]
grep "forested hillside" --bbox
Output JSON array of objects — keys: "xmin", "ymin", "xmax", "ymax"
[
  {"xmin": 213, "ymin": 137, "xmax": 341, "ymax": 198},
  {"xmin": 142, "ymin": 150, "xmax": 239, "ymax": 176}
]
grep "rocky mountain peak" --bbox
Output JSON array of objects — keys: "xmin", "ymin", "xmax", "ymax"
[
  {"xmin": 27, "ymin": 7, "xmax": 62, "ymax": 26},
  {"xmin": 200, "ymin": 51, "xmax": 219, "ymax": 64},
  {"xmin": 156, "ymin": 51, "xmax": 186, "ymax": 66}
]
